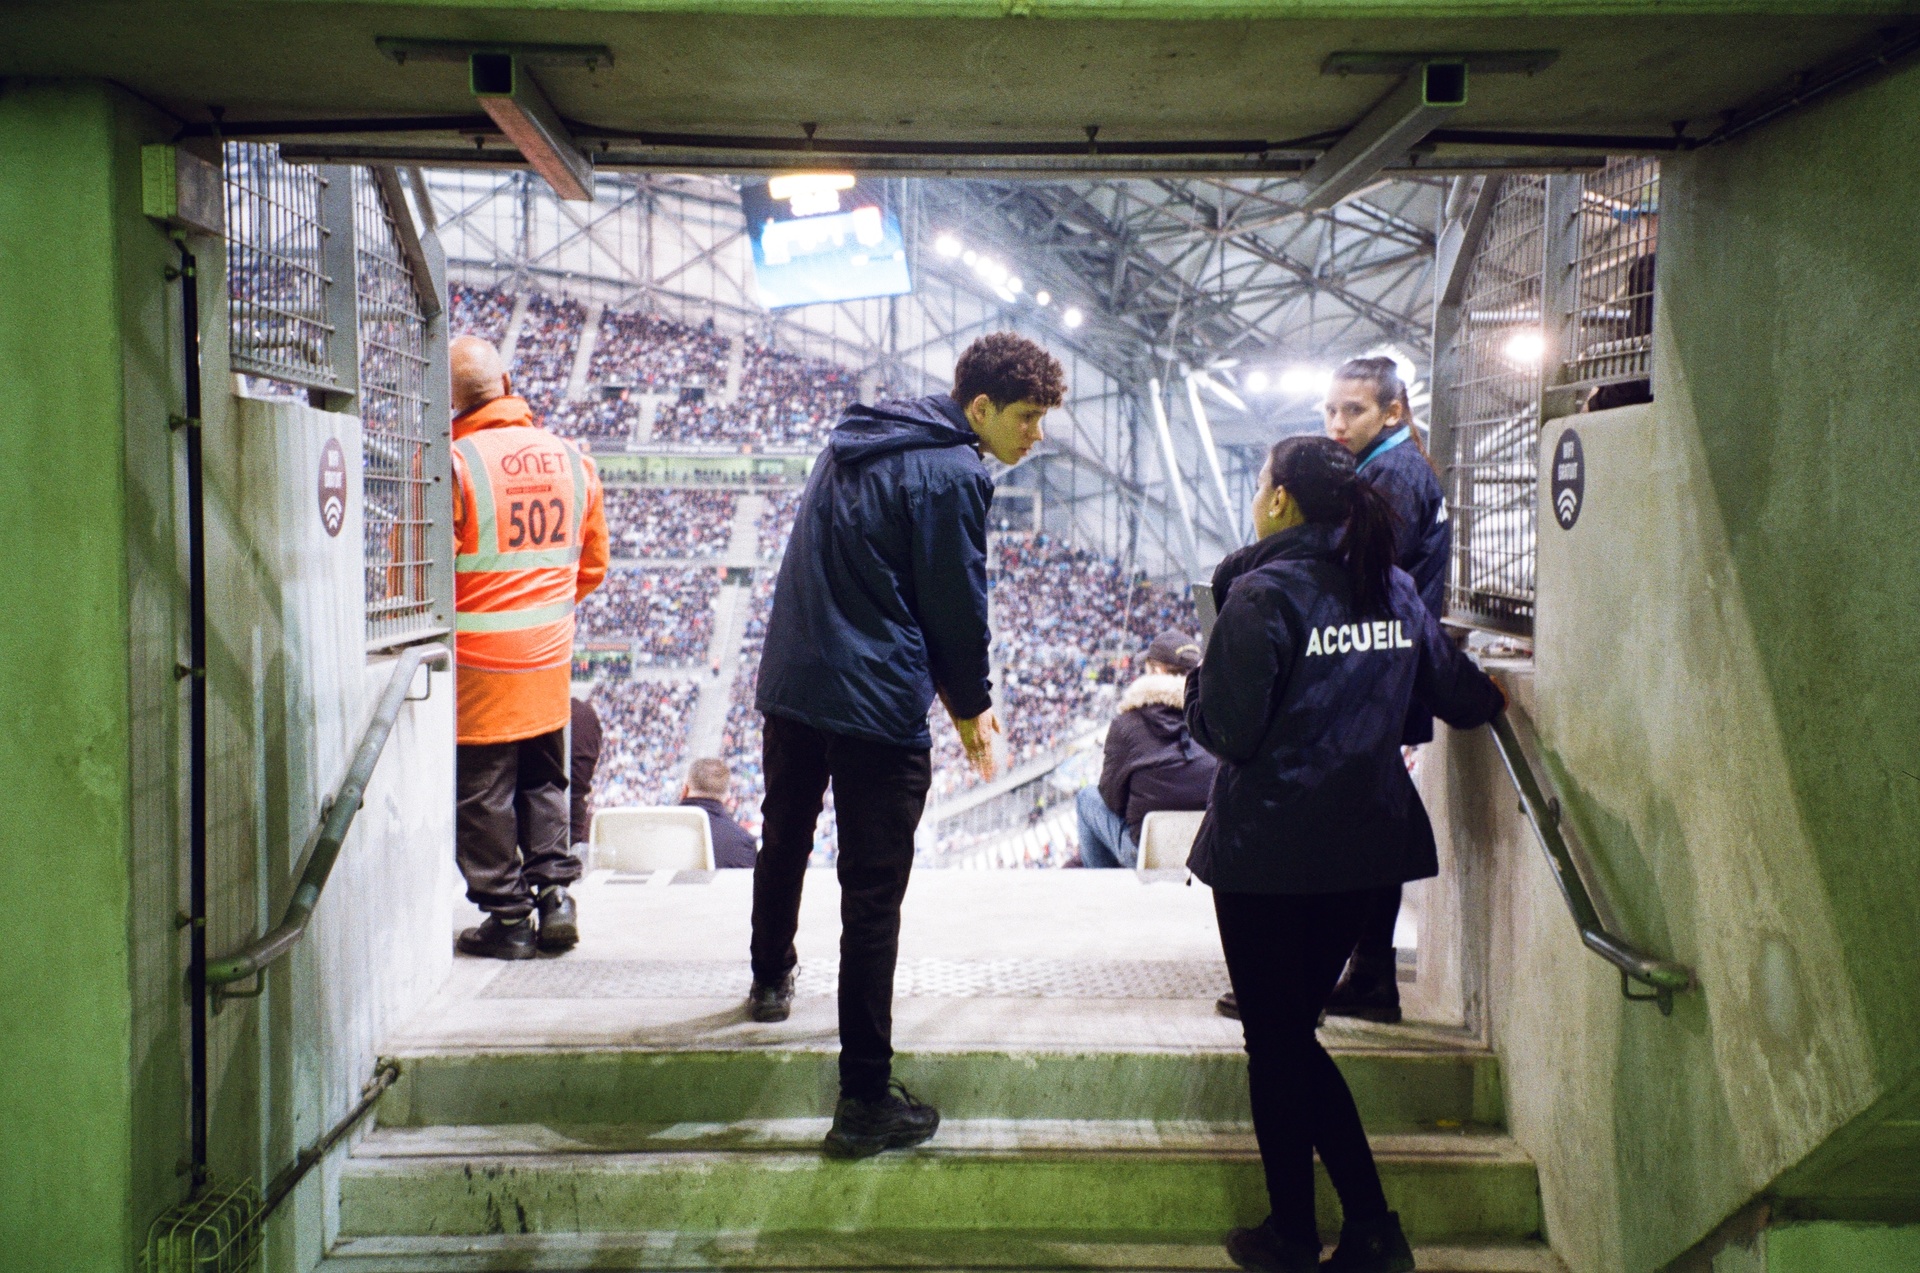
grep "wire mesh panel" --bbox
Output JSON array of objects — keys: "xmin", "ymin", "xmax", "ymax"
[
  {"xmin": 1565, "ymin": 158, "xmax": 1660, "ymax": 391},
  {"xmin": 353, "ymin": 170, "xmax": 438, "ymax": 647},
  {"xmin": 1445, "ymin": 177, "xmax": 1547, "ymax": 635},
  {"xmin": 224, "ymin": 143, "xmax": 335, "ymax": 390}
]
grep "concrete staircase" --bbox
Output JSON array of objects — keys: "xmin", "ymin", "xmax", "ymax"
[{"xmin": 322, "ymin": 1046, "xmax": 1557, "ymax": 1271}]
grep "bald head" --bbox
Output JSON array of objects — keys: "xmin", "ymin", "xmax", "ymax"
[{"xmin": 450, "ymin": 336, "xmax": 508, "ymax": 414}]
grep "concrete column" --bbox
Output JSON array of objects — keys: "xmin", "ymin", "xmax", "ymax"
[{"xmin": 0, "ymin": 79, "xmax": 179, "ymax": 1273}]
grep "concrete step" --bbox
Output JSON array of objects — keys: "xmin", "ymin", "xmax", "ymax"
[
  {"xmin": 380, "ymin": 1047, "xmax": 1506, "ymax": 1134},
  {"xmin": 323, "ymin": 1232, "xmax": 1567, "ymax": 1272},
  {"xmin": 336, "ymin": 1122, "xmax": 1541, "ymax": 1245}
]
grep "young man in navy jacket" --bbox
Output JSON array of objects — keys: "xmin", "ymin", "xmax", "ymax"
[{"xmin": 748, "ymin": 332, "xmax": 1065, "ymax": 1159}]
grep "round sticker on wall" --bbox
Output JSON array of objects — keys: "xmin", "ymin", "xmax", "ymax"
[
  {"xmin": 318, "ymin": 436, "xmax": 347, "ymax": 537},
  {"xmin": 1550, "ymin": 428, "xmax": 1584, "ymax": 530}
]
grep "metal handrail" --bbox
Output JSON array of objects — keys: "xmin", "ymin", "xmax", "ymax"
[
  {"xmin": 1487, "ymin": 708, "xmax": 1695, "ymax": 1015},
  {"xmin": 207, "ymin": 642, "xmax": 451, "ymax": 1005}
]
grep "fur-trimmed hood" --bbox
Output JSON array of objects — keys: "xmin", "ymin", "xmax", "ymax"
[{"xmin": 1118, "ymin": 672, "xmax": 1188, "ymax": 714}]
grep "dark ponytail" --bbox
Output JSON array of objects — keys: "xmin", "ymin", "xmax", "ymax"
[
  {"xmin": 1339, "ymin": 479, "xmax": 1400, "ymax": 617},
  {"xmin": 1265, "ymin": 434, "xmax": 1403, "ymax": 617}
]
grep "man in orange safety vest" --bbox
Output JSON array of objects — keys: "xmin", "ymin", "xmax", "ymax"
[{"xmin": 448, "ymin": 335, "xmax": 609, "ymax": 959}]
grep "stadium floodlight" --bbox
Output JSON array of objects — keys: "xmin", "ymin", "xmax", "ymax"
[
  {"xmin": 934, "ymin": 233, "xmax": 963, "ymax": 258},
  {"xmin": 1062, "ymin": 306, "xmax": 1085, "ymax": 329},
  {"xmin": 962, "ymin": 249, "xmax": 978, "ymax": 266},
  {"xmin": 1034, "ymin": 290, "xmax": 1051, "ymax": 307},
  {"xmin": 1503, "ymin": 329, "xmax": 1546, "ymax": 367},
  {"xmin": 1008, "ymin": 276, "xmax": 1023, "ymax": 294},
  {"xmin": 1280, "ymin": 365, "xmax": 1334, "ymax": 399},
  {"xmin": 1245, "ymin": 369, "xmax": 1272, "ymax": 394},
  {"xmin": 470, "ymin": 53, "xmax": 594, "ymax": 201}
]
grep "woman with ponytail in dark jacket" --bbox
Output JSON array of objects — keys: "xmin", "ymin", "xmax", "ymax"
[{"xmin": 1186, "ymin": 436, "xmax": 1503, "ymax": 1273}]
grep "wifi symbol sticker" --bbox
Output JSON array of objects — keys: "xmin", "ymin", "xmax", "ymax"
[{"xmin": 1550, "ymin": 428, "xmax": 1584, "ymax": 530}]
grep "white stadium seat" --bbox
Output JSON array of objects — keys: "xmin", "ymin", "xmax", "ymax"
[
  {"xmin": 590, "ymin": 806, "xmax": 715, "ymax": 872},
  {"xmin": 1136, "ymin": 810, "xmax": 1206, "ymax": 870}
]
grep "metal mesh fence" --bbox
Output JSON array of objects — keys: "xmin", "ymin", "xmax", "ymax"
[
  {"xmin": 1566, "ymin": 158, "xmax": 1660, "ymax": 391},
  {"xmin": 1445, "ymin": 177, "xmax": 1546, "ymax": 635},
  {"xmin": 352, "ymin": 170, "xmax": 438, "ymax": 647},
  {"xmin": 224, "ymin": 143, "xmax": 335, "ymax": 390}
]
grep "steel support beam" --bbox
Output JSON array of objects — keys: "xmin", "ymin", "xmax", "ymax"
[
  {"xmin": 1147, "ymin": 378, "xmax": 1202, "ymax": 578},
  {"xmin": 470, "ymin": 53, "xmax": 593, "ymax": 201},
  {"xmin": 1183, "ymin": 375, "xmax": 1241, "ymax": 546},
  {"xmin": 1300, "ymin": 62, "xmax": 1469, "ymax": 212}
]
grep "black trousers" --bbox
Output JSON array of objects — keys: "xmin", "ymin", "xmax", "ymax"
[
  {"xmin": 456, "ymin": 727, "xmax": 581, "ymax": 919},
  {"xmin": 1214, "ymin": 888, "xmax": 1392, "ymax": 1246},
  {"xmin": 750, "ymin": 712, "xmax": 932, "ymax": 1100},
  {"xmin": 1350, "ymin": 882, "xmax": 1402, "ymax": 973}
]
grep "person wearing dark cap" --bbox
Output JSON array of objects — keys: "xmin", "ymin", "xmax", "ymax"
[
  {"xmin": 1186, "ymin": 435, "xmax": 1504, "ymax": 1273},
  {"xmin": 1075, "ymin": 629, "xmax": 1217, "ymax": 868}
]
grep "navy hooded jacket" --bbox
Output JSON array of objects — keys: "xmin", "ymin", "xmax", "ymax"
[
  {"xmin": 1184, "ymin": 523, "xmax": 1503, "ymax": 895},
  {"xmin": 755, "ymin": 394, "xmax": 993, "ymax": 749},
  {"xmin": 1356, "ymin": 425, "xmax": 1450, "ymax": 745}
]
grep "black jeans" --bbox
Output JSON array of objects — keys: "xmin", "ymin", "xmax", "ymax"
[
  {"xmin": 456, "ymin": 727, "xmax": 581, "ymax": 919},
  {"xmin": 750, "ymin": 712, "xmax": 932, "ymax": 1101},
  {"xmin": 1214, "ymin": 888, "xmax": 1392, "ymax": 1246}
]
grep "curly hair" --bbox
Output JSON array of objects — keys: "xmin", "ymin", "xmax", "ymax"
[{"xmin": 952, "ymin": 332, "xmax": 1067, "ymax": 410}]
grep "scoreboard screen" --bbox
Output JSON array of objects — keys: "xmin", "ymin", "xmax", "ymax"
[{"xmin": 742, "ymin": 175, "xmax": 912, "ymax": 310}]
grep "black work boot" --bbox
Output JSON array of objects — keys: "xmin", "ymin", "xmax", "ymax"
[
  {"xmin": 456, "ymin": 913, "xmax": 537, "ymax": 960},
  {"xmin": 1321, "ymin": 1211, "xmax": 1415, "ymax": 1273},
  {"xmin": 1216, "ymin": 990, "xmax": 1241, "ymax": 1020},
  {"xmin": 1323, "ymin": 959, "xmax": 1401, "ymax": 1024},
  {"xmin": 1223, "ymin": 1220, "xmax": 1320, "ymax": 1273},
  {"xmin": 748, "ymin": 972, "xmax": 795, "ymax": 1023},
  {"xmin": 536, "ymin": 885, "xmax": 578, "ymax": 952},
  {"xmin": 822, "ymin": 1080, "xmax": 941, "ymax": 1159}
]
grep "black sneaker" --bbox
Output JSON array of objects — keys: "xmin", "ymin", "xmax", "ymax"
[
  {"xmin": 1224, "ymin": 1220, "xmax": 1320, "ymax": 1272},
  {"xmin": 1321, "ymin": 1211, "xmax": 1414, "ymax": 1273},
  {"xmin": 456, "ymin": 914, "xmax": 537, "ymax": 960},
  {"xmin": 1323, "ymin": 960, "xmax": 1401, "ymax": 1025},
  {"xmin": 1216, "ymin": 991, "xmax": 1240, "ymax": 1020},
  {"xmin": 536, "ymin": 885, "xmax": 578, "ymax": 952},
  {"xmin": 748, "ymin": 972, "xmax": 794, "ymax": 1023},
  {"xmin": 822, "ymin": 1080, "xmax": 941, "ymax": 1159}
]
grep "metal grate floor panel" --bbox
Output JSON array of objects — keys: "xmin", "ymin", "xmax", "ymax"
[{"xmin": 479, "ymin": 959, "xmax": 1232, "ymax": 1001}]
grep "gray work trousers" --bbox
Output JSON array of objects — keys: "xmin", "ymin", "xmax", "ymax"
[{"xmin": 456, "ymin": 727, "xmax": 581, "ymax": 918}]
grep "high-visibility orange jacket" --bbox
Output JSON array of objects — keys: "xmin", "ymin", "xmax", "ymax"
[{"xmin": 451, "ymin": 395, "xmax": 608, "ymax": 746}]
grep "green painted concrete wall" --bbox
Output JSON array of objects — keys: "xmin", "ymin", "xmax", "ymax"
[
  {"xmin": 1440, "ymin": 56, "xmax": 1920, "ymax": 1273},
  {"xmin": 0, "ymin": 80, "xmax": 179, "ymax": 1273},
  {"xmin": 1765, "ymin": 1224, "xmax": 1920, "ymax": 1273}
]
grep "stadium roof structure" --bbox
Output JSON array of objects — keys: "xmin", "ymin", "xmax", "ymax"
[{"xmin": 426, "ymin": 167, "xmax": 1440, "ymax": 574}]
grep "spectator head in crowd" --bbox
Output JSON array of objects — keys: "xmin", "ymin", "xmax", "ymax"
[
  {"xmin": 1075, "ymin": 628, "xmax": 1215, "ymax": 868},
  {"xmin": 679, "ymin": 757, "xmax": 758, "ymax": 869},
  {"xmin": 953, "ymin": 332, "xmax": 1067, "ymax": 465}
]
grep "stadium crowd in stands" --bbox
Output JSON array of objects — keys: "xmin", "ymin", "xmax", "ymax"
[
  {"xmin": 591, "ymin": 310, "xmax": 728, "ymax": 389},
  {"xmin": 587, "ymin": 679, "xmax": 702, "ymax": 808},
  {"xmin": 450, "ymin": 282, "xmax": 513, "ymax": 346},
  {"xmin": 755, "ymin": 490, "xmax": 803, "ymax": 561},
  {"xmin": 454, "ymin": 284, "xmax": 869, "ymax": 451},
  {"xmin": 577, "ymin": 566, "xmax": 719, "ymax": 665},
  {"xmin": 604, "ymin": 488, "xmax": 736, "ymax": 560}
]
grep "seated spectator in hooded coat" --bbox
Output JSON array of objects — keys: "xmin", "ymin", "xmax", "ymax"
[
  {"xmin": 1075, "ymin": 629, "xmax": 1217, "ymax": 868},
  {"xmin": 678, "ymin": 757, "xmax": 758, "ymax": 868}
]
